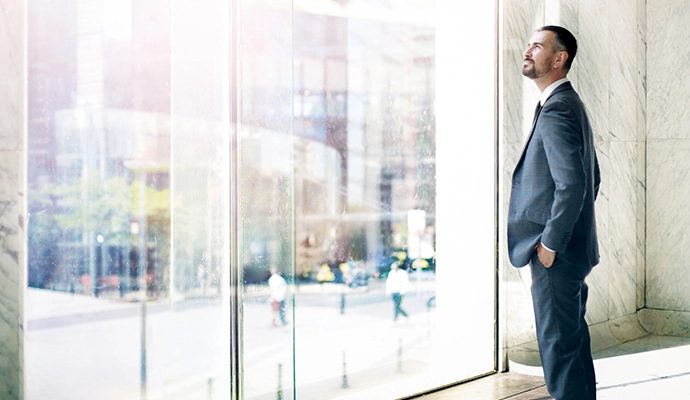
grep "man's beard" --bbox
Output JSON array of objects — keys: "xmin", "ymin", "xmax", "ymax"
[
  {"xmin": 522, "ymin": 65, "xmax": 536, "ymax": 79},
  {"xmin": 522, "ymin": 58, "xmax": 548, "ymax": 79}
]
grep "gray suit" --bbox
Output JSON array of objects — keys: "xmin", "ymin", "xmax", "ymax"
[
  {"xmin": 508, "ymin": 81, "xmax": 601, "ymax": 400},
  {"xmin": 508, "ymin": 81, "xmax": 600, "ymax": 269}
]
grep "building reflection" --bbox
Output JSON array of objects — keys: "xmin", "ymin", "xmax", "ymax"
[
  {"xmin": 27, "ymin": 0, "xmax": 435, "ymax": 299},
  {"xmin": 241, "ymin": 3, "xmax": 436, "ymax": 285}
]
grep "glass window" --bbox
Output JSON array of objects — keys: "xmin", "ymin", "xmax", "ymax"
[
  {"xmin": 237, "ymin": 1, "xmax": 493, "ymax": 398},
  {"xmin": 27, "ymin": 1, "xmax": 497, "ymax": 399},
  {"xmin": 27, "ymin": 1, "xmax": 231, "ymax": 398}
]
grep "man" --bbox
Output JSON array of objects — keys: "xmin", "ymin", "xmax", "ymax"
[{"xmin": 508, "ymin": 25, "xmax": 601, "ymax": 400}]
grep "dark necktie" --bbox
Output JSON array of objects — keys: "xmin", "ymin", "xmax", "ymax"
[{"xmin": 533, "ymin": 101, "xmax": 542, "ymax": 124}]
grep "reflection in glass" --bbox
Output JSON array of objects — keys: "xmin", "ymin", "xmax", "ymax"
[
  {"xmin": 27, "ymin": 1, "xmax": 231, "ymax": 398},
  {"xmin": 241, "ymin": 1, "xmax": 436, "ymax": 399},
  {"xmin": 27, "ymin": 0, "xmax": 446, "ymax": 398},
  {"xmin": 239, "ymin": 1, "xmax": 297, "ymax": 398}
]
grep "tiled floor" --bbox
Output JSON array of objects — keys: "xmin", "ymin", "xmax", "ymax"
[{"xmin": 412, "ymin": 335, "xmax": 690, "ymax": 399}]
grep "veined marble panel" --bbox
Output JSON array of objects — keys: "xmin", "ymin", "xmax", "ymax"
[
  {"xmin": 647, "ymin": 0, "xmax": 690, "ymax": 140},
  {"xmin": 609, "ymin": 0, "xmax": 638, "ymax": 142},
  {"xmin": 0, "ymin": 0, "xmax": 24, "ymax": 152},
  {"xmin": 593, "ymin": 141, "xmax": 610, "ymax": 239},
  {"xmin": 636, "ymin": 138, "xmax": 646, "ymax": 308},
  {"xmin": 586, "ymin": 255, "xmax": 609, "ymax": 325},
  {"xmin": 545, "ymin": 0, "xmax": 578, "ymax": 28},
  {"xmin": 544, "ymin": 0, "xmax": 578, "ymax": 87},
  {"xmin": 502, "ymin": 0, "xmax": 543, "ymax": 146},
  {"xmin": 578, "ymin": 0, "xmax": 610, "ymax": 145},
  {"xmin": 646, "ymin": 140, "xmax": 690, "ymax": 310},
  {"xmin": 636, "ymin": 0, "xmax": 647, "ymax": 310},
  {"xmin": 636, "ymin": 0, "xmax": 647, "ymax": 144},
  {"xmin": 499, "ymin": 0, "xmax": 538, "ymax": 148},
  {"xmin": 586, "ymin": 140, "xmax": 610, "ymax": 325},
  {"xmin": 607, "ymin": 142, "xmax": 638, "ymax": 317},
  {"xmin": 0, "ymin": 149, "xmax": 25, "ymax": 398},
  {"xmin": 0, "ymin": 0, "xmax": 26, "ymax": 397}
]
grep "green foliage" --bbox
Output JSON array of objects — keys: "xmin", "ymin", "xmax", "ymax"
[
  {"xmin": 52, "ymin": 174, "xmax": 130, "ymax": 242},
  {"xmin": 35, "ymin": 170, "xmax": 171, "ymax": 246}
]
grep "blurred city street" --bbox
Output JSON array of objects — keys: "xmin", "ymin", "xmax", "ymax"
[{"xmin": 26, "ymin": 274, "xmax": 437, "ymax": 400}]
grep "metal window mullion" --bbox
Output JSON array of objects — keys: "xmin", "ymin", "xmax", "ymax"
[{"xmin": 229, "ymin": 0, "xmax": 243, "ymax": 398}]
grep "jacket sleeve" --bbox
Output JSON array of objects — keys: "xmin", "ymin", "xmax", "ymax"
[{"xmin": 539, "ymin": 99, "xmax": 587, "ymax": 253}]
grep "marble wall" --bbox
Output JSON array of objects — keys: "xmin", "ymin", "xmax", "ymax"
[
  {"xmin": 500, "ymin": 0, "xmax": 651, "ymax": 362},
  {"xmin": 645, "ymin": 0, "xmax": 690, "ymax": 330},
  {"xmin": 0, "ymin": 0, "xmax": 26, "ymax": 398},
  {"xmin": 502, "ymin": 0, "xmax": 690, "ymax": 364}
]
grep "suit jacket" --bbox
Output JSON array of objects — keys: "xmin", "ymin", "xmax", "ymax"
[{"xmin": 508, "ymin": 82, "xmax": 600, "ymax": 268}]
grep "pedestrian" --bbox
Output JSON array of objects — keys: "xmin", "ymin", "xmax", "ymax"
[
  {"xmin": 508, "ymin": 26, "xmax": 601, "ymax": 400},
  {"xmin": 268, "ymin": 267, "xmax": 288, "ymax": 326},
  {"xmin": 385, "ymin": 261, "xmax": 410, "ymax": 322}
]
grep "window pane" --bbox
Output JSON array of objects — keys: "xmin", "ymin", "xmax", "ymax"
[
  {"xmin": 26, "ymin": 1, "xmax": 496, "ymax": 398},
  {"xmin": 293, "ymin": 4, "xmax": 438, "ymax": 398},
  {"xmin": 238, "ymin": 1, "xmax": 486, "ymax": 398},
  {"xmin": 239, "ymin": 0, "xmax": 296, "ymax": 398},
  {"xmin": 27, "ymin": 1, "xmax": 231, "ymax": 398}
]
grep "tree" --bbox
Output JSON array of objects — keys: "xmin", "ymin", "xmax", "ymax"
[{"xmin": 27, "ymin": 169, "xmax": 171, "ymax": 293}]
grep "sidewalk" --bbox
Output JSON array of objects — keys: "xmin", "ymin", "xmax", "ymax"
[
  {"xmin": 28, "ymin": 286, "xmax": 690, "ymax": 399},
  {"xmin": 26, "ymin": 288, "xmax": 233, "ymax": 400},
  {"xmin": 243, "ymin": 281, "xmax": 438, "ymax": 400},
  {"xmin": 26, "ymin": 283, "xmax": 440, "ymax": 400}
]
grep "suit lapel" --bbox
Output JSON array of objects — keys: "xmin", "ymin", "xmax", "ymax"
[
  {"xmin": 514, "ymin": 102, "xmax": 543, "ymax": 169},
  {"xmin": 513, "ymin": 82, "xmax": 573, "ymax": 171}
]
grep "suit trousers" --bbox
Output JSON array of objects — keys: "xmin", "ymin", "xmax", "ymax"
[{"xmin": 529, "ymin": 254, "xmax": 596, "ymax": 400}]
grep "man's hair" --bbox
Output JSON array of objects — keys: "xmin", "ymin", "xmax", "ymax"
[{"xmin": 538, "ymin": 25, "xmax": 577, "ymax": 71}]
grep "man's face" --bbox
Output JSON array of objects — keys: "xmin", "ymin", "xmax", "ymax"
[{"xmin": 522, "ymin": 30, "xmax": 558, "ymax": 80}]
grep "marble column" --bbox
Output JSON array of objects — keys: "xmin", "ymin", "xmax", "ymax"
[{"xmin": 0, "ymin": 0, "xmax": 27, "ymax": 398}]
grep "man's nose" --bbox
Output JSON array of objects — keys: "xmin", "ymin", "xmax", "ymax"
[{"xmin": 523, "ymin": 48, "xmax": 531, "ymax": 58}]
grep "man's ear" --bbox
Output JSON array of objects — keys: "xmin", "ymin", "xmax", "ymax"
[{"xmin": 554, "ymin": 51, "xmax": 569, "ymax": 69}]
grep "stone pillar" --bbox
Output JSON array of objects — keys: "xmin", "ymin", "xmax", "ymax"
[{"xmin": 0, "ymin": 0, "xmax": 27, "ymax": 398}]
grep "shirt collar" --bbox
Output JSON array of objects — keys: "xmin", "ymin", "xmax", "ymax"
[{"xmin": 540, "ymin": 77, "xmax": 569, "ymax": 106}]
